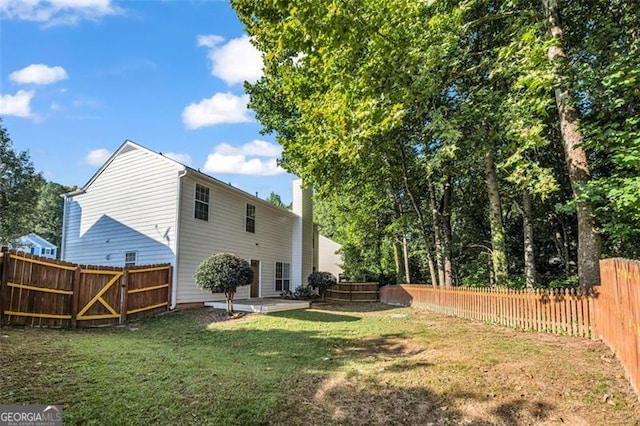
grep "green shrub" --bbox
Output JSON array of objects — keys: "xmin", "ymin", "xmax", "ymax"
[
  {"xmin": 307, "ymin": 271, "xmax": 336, "ymax": 300},
  {"xmin": 547, "ymin": 275, "xmax": 579, "ymax": 289},
  {"xmin": 194, "ymin": 252, "xmax": 253, "ymax": 314},
  {"xmin": 293, "ymin": 285, "xmax": 318, "ymax": 300}
]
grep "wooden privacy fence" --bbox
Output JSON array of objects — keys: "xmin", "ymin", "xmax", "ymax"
[
  {"xmin": 380, "ymin": 257, "xmax": 640, "ymax": 400},
  {"xmin": 0, "ymin": 248, "xmax": 172, "ymax": 328},
  {"xmin": 326, "ymin": 282, "xmax": 379, "ymax": 302},
  {"xmin": 594, "ymin": 258, "xmax": 639, "ymax": 400}
]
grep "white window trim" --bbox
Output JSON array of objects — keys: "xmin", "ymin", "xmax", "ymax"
[
  {"xmin": 194, "ymin": 183, "xmax": 210, "ymax": 221},
  {"xmin": 246, "ymin": 203, "xmax": 256, "ymax": 233},
  {"xmin": 275, "ymin": 261, "xmax": 291, "ymax": 292},
  {"xmin": 125, "ymin": 251, "xmax": 138, "ymax": 267}
]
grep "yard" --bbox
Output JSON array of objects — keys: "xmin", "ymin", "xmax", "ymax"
[{"xmin": 1, "ymin": 303, "xmax": 639, "ymax": 425}]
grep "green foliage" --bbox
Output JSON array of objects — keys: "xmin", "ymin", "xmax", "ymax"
[
  {"xmin": 546, "ymin": 275, "xmax": 579, "ymax": 289},
  {"xmin": 307, "ymin": 271, "xmax": 337, "ymax": 298},
  {"xmin": 265, "ymin": 191, "xmax": 291, "ymax": 209},
  {"xmin": 194, "ymin": 253, "xmax": 253, "ymax": 314},
  {"xmin": 0, "ymin": 121, "xmax": 45, "ymax": 244},
  {"xmin": 232, "ymin": 0, "xmax": 640, "ymax": 289},
  {"xmin": 281, "ymin": 285, "xmax": 318, "ymax": 300},
  {"xmin": 32, "ymin": 181, "xmax": 74, "ymax": 250}
]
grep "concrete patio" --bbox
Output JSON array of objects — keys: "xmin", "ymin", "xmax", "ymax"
[{"xmin": 204, "ymin": 298, "xmax": 310, "ymax": 314}]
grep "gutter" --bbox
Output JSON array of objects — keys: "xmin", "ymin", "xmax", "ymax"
[{"xmin": 170, "ymin": 168, "xmax": 188, "ymax": 309}]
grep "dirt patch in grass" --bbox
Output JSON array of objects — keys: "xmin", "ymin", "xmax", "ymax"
[
  {"xmin": 178, "ymin": 307, "xmax": 251, "ymax": 326},
  {"xmin": 1, "ymin": 304, "xmax": 638, "ymax": 425},
  {"xmin": 271, "ymin": 305, "xmax": 640, "ymax": 426}
]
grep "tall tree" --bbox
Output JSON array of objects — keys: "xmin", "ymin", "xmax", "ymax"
[
  {"xmin": 543, "ymin": 0, "xmax": 602, "ymax": 290},
  {"xmin": 265, "ymin": 191, "xmax": 290, "ymax": 209},
  {"xmin": 32, "ymin": 181, "xmax": 74, "ymax": 250},
  {"xmin": 232, "ymin": 0, "xmax": 630, "ymax": 290},
  {"xmin": 0, "ymin": 121, "xmax": 44, "ymax": 244}
]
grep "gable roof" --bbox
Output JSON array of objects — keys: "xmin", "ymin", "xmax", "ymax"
[
  {"xmin": 20, "ymin": 233, "xmax": 57, "ymax": 249},
  {"xmin": 64, "ymin": 140, "xmax": 298, "ymax": 217},
  {"xmin": 66, "ymin": 140, "xmax": 185, "ymax": 196}
]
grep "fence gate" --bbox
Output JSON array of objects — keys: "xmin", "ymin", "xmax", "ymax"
[
  {"xmin": 0, "ymin": 248, "xmax": 171, "ymax": 328},
  {"xmin": 75, "ymin": 268, "xmax": 124, "ymax": 324}
]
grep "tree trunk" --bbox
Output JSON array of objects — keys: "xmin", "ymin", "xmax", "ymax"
[
  {"xmin": 522, "ymin": 191, "xmax": 536, "ymax": 288},
  {"xmin": 544, "ymin": 0, "xmax": 601, "ymax": 290},
  {"xmin": 402, "ymin": 231, "xmax": 411, "ymax": 284},
  {"xmin": 429, "ymin": 184, "xmax": 445, "ymax": 287},
  {"xmin": 393, "ymin": 239, "xmax": 403, "ymax": 282},
  {"xmin": 429, "ymin": 185, "xmax": 445, "ymax": 287},
  {"xmin": 225, "ymin": 290, "xmax": 234, "ymax": 315},
  {"xmin": 397, "ymin": 142, "xmax": 439, "ymax": 286},
  {"xmin": 484, "ymin": 149, "xmax": 508, "ymax": 286},
  {"xmin": 388, "ymin": 189, "xmax": 405, "ymax": 284},
  {"xmin": 442, "ymin": 176, "xmax": 454, "ymax": 287}
]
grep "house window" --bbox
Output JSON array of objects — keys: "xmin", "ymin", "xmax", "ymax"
[
  {"xmin": 275, "ymin": 262, "xmax": 290, "ymax": 292},
  {"xmin": 246, "ymin": 203, "xmax": 256, "ymax": 233},
  {"xmin": 125, "ymin": 251, "xmax": 137, "ymax": 267},
  {"xmin": 195, "ymin": 183, "xmax": 210, "ymax": 221}
]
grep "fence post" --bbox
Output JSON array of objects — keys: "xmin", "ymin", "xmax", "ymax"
[
  {"xmin": 167, "ymin": 265, "xmax": 173, "ymax": 311},
  {"xmin": 71, "ymin": 266, "xmax": 81, "ymax": 328},
  {"xmin": 120, "ymin": 267, "xmax": 129, "ymax": 324}
]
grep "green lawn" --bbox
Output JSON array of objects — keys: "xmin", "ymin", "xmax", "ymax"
[{"xmin": 1, "ymin": 303, "xmax": 638, "ymax": 425}]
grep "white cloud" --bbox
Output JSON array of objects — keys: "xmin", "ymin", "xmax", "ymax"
[
  {"xmin": 0, "ymin": 90, "xmax": 36, "ymax": 118},
  {"xmin": 50, "ymin": 101, "xmax": 63, "ymax": 111},
  {"xmin": 0, "ymin": 0, "xmax": 122, "ymax": 26},
  {"xmin": 197, "ymin": 34, "xmax": 224, "ymax": 48},
  {"xmin": 163, "ymin": 152, "xmax": 192, "ymax": 167},
  {"xmin": 198, "ymin": 34, "xmax": 262, "ymax": 85},
  {"xmin": 182, "ymin": 92, "xmax": 252, "ymax": 129},
  {"xmin": 10, "ymin": 64, "xmax": 68, "ymax": 85},
  {"xmin": 215, "ymin": 140, "xmax": 282, "ymax": 158},
  {"xmin": 82, "ymin": 148, "xmax": 112, "ymax": 166},
  {"xmin": 203, "ymin": 140, "xmax": 285, "ymax": 176}
]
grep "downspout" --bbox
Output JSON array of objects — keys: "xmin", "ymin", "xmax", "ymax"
[
  {"xmin": 60, "ymin": 194, "xmax": 69, "ymax": 260},
  {"xmin": 171, "ymin": 168, "xmax": 188, "ymax": 310}
]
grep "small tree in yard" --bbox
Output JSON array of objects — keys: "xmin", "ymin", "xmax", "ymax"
[
  {"xmin": 194, "ymin": 253, "xmax": 253, "ymax": 315},
  {"xmin": 308, "ymin": 271, "xmax": 337, "ymax": 301}
]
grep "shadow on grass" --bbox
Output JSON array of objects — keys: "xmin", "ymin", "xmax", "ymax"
[
  {"xmin": 273, "ymin": 378, "xmax": 556, "ymax": 426},
  {"xmin": 0, "ymin": 311, "xmax": 556, "ymax": 426},
  {"xmin": 491, "ymin": 399, "xmax": 553, "ymax": 425},
  {"xmin": 310, "ymin": 301, "xmax": 399, "ymax": 313},
  {"xmin": 268, "ymin": 310, "xmax": 361, "ymax": 322}
]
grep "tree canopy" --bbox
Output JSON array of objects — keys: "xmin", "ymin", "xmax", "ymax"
[
  {"xmin": 194, "ymin": 252, "xmax": 253, "ymax": 314},
  {"xmin": 1, "ymin": 120, "xmax": 74, "ymax": 250},
  {"xmin": 0, "ymin": 121, "xmax": 45, "ymax": 245},
  {"xmin": 233, "ymin": 0, "xmax": 640, "ymax": 289}
]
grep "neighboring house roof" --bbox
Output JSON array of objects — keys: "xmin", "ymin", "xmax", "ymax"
[
  {"xmin": 64, "ymin": 140, "xmax": 298, "ymax": 217},
  {"xmin": 19, "ymin": 233, "xmax": 56, "ymax": 249}
]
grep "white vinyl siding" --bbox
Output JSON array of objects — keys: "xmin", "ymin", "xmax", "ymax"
[
  {"xmin": 291, "ymin": 180, "xmax": 314, "ymax": 290},
  {"xmin": 62, "ymin": 145, "xmax": 182, "ymax": 267},
  {"xmin": 176, "ymin": 174, "xmax": 296, "ymax": 303}
]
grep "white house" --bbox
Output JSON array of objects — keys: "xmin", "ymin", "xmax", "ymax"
[
  {"xmin": 317, "ymin": 235, "xmax": 343, "ymax": 280},
  {"xmin": 61, "ymin": 140, "xmax": 339, "ymax": 308},
  {"xmin": 15, "ymin": 233, "xmax": 58, "ymax": 259}
]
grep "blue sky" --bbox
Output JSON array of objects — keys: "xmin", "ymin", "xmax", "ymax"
[{"xmin": 0, "ymin": 0, "xmax": 296, "ymax": 204}]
